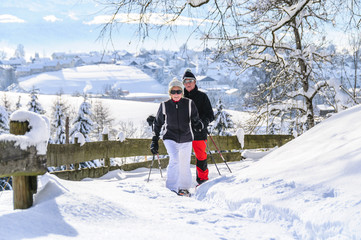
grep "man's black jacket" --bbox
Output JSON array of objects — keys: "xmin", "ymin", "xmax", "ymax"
[{"xmin": 184, "ymin": 85, "xmax": 214, "ymax": 140}]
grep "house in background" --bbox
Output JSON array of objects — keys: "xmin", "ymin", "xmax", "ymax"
[
  {"xmin": 315, "ymin": 104, "xmax": 336, "ymax": 117},
  {"xmin": 0, "ymin": 65, "xmax": 16, "ymax": 90},
  {"xmin": 196, "ymin": 76, "xmax": 218, "ymax": 89}
]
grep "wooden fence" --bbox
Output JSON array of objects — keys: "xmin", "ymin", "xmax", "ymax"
[
  {"xmin": 47, "ymin": 133, "xmax": 292, "ymax": 180},
  {"xmin": 0, "ymin": 120, "xmax": 293, "ymax": 209}
]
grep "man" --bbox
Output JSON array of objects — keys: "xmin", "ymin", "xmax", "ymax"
[{"xmin": 183, "ymin": 69, "xmax": 215, "ymax": 186}]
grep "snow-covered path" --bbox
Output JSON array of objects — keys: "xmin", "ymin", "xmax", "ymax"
[{"xmin": 0, "ymin": 161, "xmax": 295, "ymax": 240}]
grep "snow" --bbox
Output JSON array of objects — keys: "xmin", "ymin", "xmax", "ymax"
[
  {"xmin": 102, "ymin": 126, "xmax": 109, "ymax": 135},
  {"xmin": 241, "ymin": 147, "xmax": 277, "ymax": 160},
  {"xmin": 235, "ymin": 128, "xmax": 245, "ymax": 148},
  {"xmin": 73, "ymin": 132, "xmax": 85, "ymax": 146},
  {"xmin": 1, "ymin": 104, "xmax": 361, "ymax": 239},
  {"xmin": 0, "ymin": 110, "xmax": 50, "ymax": 155},
  {"xmin": 116, "ymin": 132, "xmax": 125, "ymax": 142}
]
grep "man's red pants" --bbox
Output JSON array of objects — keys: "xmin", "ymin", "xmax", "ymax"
[{"xmin": 192, "ymin": 140, "xmax": 209, "ymax": 184}]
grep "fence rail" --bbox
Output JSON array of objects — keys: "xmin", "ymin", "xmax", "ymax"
[
  {"xmin": 46, "ymin": 134, "xmax": 293, "ymax": 168},
  {"xmin": 45, "ymin": 134, "xmax": 293, "ymax": 181}
]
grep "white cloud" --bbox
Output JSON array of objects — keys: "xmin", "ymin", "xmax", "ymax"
[
  {"xmin": 43, "ymin": 15, "xmax": 63, "ymax": 22},
  {"xmin": 0, "ymin": 14, "xmax": 25, "ymax": 23},
  {"xmin": 83, "ymin": 13, "xmax": 211, "ymax": 26},
  {"xmin": 68, "ymin": 12, "xmax": 79, "ymax": 21}
]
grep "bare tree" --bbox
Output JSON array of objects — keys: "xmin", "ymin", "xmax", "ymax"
[
  {"xmin": 99, "ymin": 0, "xmax": 360, "ymax": 132},
  {"xmin": 117, "ymin": 120, "xmax": 137, "ymax": 138},
  {"xmin": 92, "ymin": 100, "xmax": 114, "ymax": 138}
]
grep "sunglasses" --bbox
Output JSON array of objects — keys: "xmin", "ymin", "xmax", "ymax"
[
  {"xmin": 183, "ymin": 79, "xmax": 195, "ymax": 84},
  {"xmin": 170, "ymin": 89, "xmax": 182, "ymax": 95}
]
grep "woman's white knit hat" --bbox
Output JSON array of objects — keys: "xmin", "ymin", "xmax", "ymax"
[{"xmin": 168, "ymin": 77, "xmax": 184, "ymax": 95}]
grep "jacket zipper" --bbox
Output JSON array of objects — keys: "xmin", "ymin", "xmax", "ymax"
[{"xmin": 176, "ymin": 102, "xmax": 180, "ymax": 142}]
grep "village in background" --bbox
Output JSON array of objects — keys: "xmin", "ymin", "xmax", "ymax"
[
  {"xmin": 1, "ymin": 44, "xmax": 360, "ymax": 112},
  {"xmin": 0, "ymin": 46, "xmax": 241, "ymax": 108}
]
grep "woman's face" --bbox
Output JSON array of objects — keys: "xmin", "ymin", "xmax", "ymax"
[{"xmin": 170, "ymin": 86, "xmax": 183, "ymax": 101}]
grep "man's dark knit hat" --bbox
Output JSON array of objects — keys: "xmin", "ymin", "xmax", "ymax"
[{"xmin": 182, "ymin": 68, "xmax": 196, "ymax": 81}]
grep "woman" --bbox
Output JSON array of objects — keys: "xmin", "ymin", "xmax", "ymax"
[{"xmin": 150, "ymin": 78, "xmax": 203, "ymax": 196}]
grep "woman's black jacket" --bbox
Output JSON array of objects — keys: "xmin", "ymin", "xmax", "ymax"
[{"xmin": 153, "ymin": 97, "xmax": 201, "ymax": 143}]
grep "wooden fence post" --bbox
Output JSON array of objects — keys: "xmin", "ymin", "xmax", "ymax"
[
  {"xmin": 102, "ymin": 133, "xmax": 110, "ymax": 167},
  {"xmin": 74, "ymin": 136, "xmax": 80, "ymax": 170},
  {"xmin": 65, "ymin": 117, "xmax": 71, "ymax": 170},
  {"xmin": 10, "ymin": 120, "xmax": 37, "ymax": 210}
]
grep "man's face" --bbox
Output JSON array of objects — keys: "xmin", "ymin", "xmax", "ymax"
[{"xmin": 183, "ymin": 78, "xmax": 196, "ymax": 92}]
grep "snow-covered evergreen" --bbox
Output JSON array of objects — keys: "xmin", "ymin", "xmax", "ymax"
[
  {"xmin": 209, "ymin": 99, "xmax": 234, "ymax": 136},
  {"xmin": 27, "ymin": 88, "xmax": 45, "ymax": 114},
  {"xmin": 52, "ymin": 101, "xmax": 66, "ymax": 144},
  {"xmin": 0, "ymin": 177, "xmax": 12, "ymax": 191},
  {"xmin": 0, "ymin": 105, "xmax": 9, "ymax": 134},
  {"xmin": 70, "ymin": 97, "xmax": 94, "ymax": 142}
]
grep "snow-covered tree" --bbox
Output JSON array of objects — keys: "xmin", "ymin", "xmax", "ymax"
[
  {"xmin": 14, "ymin": 44, "xmax": 25, "ymax": 59},
  {"xmin": 50, "ymin": 93, "xmax": 72, "ymax": 144},
  {"xmin": 209, "ymin": 99, "xmax": 234, "ymax": 136},
  {"xmin": 0, "ymin": 105, "xmax": 9, "ymax": 134},
  {"xmin": 16, "ymin": 96, "xmax": 22, "ymax": 110},
  {"xmin": 52, "ymin": 101, "xmax": 66, "ymax": 144},
  {"xmin": 1, "ymin": 94, "xmax": 12, "ymax": 112},
  {"xmin": 27, "ymin": 87, "xmax": 45, "ymax": 114},
  {"xmin": 0, "ymin": 100, "xmax": 11, "ymax": 190},
  {"xmin": 0, "ymin": 177, "xmax": 12, "ymax": 191},
  {"xmin": 230, "ymin": 1, "xmax": 357, "ymax": 131},
  {"xmin": 70, "ymin": 98, "xmax": 94, "ymax": 142}
]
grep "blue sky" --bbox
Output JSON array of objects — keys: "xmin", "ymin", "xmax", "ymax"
[
  {"xmin": 0, "ymin": 0, "xmax": 352, "ymax": 60},
  {"xmin": 0, "ymin": 0, "xmax": 205, "ymax": 59}
]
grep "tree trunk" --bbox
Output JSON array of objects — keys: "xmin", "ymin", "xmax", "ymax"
[{"xmin": 293, "ymin": 21, "xmax": 315, "ymax": 129}]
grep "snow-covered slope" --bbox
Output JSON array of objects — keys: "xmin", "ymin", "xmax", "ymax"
[{"xmin": 0, "ymin": 104, "xmax": 360, "ymax": 239}]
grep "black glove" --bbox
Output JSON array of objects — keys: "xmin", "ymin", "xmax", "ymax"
[
  {"xmin": 150, "ymin": 136, "xmax": 159, "ymax": 154},
  {"xmin": 203, "ymin": 119, "xmax": 210, "ymax": 128},
  {"xmin": 146, "ymin": 115, "xmax": 155, "ymax": 127},
  {"xmin": 203, "ymin": 119, "xmax": 210, "ymax": 134},
  {"xmin": 193, "ymin": 120, "xmax": 204, "ymax": 133}
]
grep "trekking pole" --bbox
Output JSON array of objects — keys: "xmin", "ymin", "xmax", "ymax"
[
  {"xmin": 156, "ymin": 153, "xmax": 163, "ymax": 178},
  {"xmin": 204, "ymin": 140, "xmax": 221, "ymax": 176},
  {"xmin": 147, "ymin": 154, "xmax": 156, "ymax": 182},
  {"xmin": 208, "ymin": 134, "xmax": 232, "ymax": 173}
]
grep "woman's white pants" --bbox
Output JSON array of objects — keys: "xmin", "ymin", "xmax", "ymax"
[{"xmin": 163, "ymin": 140, "xmax": 192, "ymax": 191}]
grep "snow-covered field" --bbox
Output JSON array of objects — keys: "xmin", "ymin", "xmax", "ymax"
[
  {"xmin": 18, "ymin": 64, "xmax": 167, "ymax": 95},
  {"xmin": 1, "ymin": 91, "xmax": 250, "ymax": 139},
  {"xmin": 1, "ymin": 102, "xmax": 361, "ymax": 239}
]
